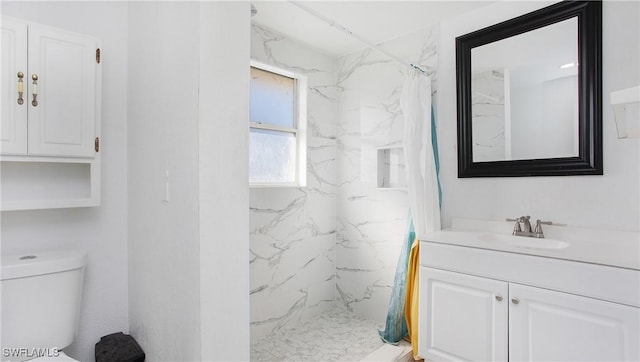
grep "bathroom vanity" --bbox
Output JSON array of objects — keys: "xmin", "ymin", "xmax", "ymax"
[{"xmin": 418, "ymin": 219, "xmax": 640, "ymax": 362}]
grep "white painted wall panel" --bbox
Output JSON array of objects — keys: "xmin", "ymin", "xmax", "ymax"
[
  {"xmin": 127, "ymin": 2, "xmax": 201, "ymax": 360},
  {"xmin": 199, "ymin": 2, "xmax": 251, "ymax": 360},
  {"xmin": 0, "ymin": 2, "xmax": 129, "ymax": 361}
]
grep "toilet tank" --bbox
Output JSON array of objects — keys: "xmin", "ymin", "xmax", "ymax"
[{"xmin": 1, "ymin": 250, "xmax": 87, "ymax": 354}]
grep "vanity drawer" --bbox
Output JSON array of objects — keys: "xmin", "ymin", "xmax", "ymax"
[{"xmin": 421, "ymin": 241, "xmax": 640, "ymax": 307}]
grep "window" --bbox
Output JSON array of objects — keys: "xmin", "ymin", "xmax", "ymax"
[{"xmin": 249, "ymin": 61, "xmax": 307, "ymax": 187}]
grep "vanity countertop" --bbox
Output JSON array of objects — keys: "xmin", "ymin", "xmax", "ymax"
[{"xmin": 419, "ymin": 218, "xmax": 640, "ymax": 271}]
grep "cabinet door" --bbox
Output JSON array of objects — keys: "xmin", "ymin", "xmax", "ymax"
[
  {"xmin": 27, "ymin": 23, "xmax": 97, "ymax": 157},
  {"xmin": 510, "ymin": 283, "xmax": 640, "ymax": 362},
  {"xmin": 1, "ymin": 17, "xmax": 28, "ymax": 155},
  {"xmin": 420, "ymin": 267, "xmax": 508, "ymax": 361}
]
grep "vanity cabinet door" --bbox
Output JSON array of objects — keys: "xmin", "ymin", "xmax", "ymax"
[
  {"xmin": 509, "ymin": 283, "xmax": 640, "ymax": 362},
  {"xmin": 1, "ymin": 17, "xmax": 28, "ymax": 155},
  {"xmin": 420, "ymin": 267, "xmax": 508, "ymax": 361}
]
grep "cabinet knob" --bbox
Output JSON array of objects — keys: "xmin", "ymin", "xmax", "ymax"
[
  {"xmin": 511, "ymin": 297, "xmax": 520, "ymax": 304},
  {"xmin": 495, "ymin": 295, "xmax": 503, "ymax": 302}
]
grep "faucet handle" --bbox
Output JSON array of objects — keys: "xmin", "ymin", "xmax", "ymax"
[
  {"xmin": 512, "ymin": 222, "xmax": 522, "ymax": 235},
  {"xmin": 507, "ymin": 218, "xmax": 522, "ymax": 235},
  {"xmin": 533, "ymin": 219, "xmax": 552, "ymax": 238}
]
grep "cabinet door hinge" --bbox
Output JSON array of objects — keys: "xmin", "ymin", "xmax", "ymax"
[
  {"xmin": 95, "ymin": 137, "xmax": 100, "ymax": 152},
  {"xmin": 96, "ymin": 48, "xmax": 101, "ymax": 64}
]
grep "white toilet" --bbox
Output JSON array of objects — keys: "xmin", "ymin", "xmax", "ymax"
[{"xmin": 1, "ymin": 250, "xmax": 87, "ymax": 362}]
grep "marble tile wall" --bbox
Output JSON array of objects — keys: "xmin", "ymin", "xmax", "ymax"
[
  {"xmin": 471, "ymin": 69, "xmax": 507, "ymax": 162},
  {"xmin": 335, "ymin": 25, "xmax": 439, "ymax": 322},
  {"xmin": 249, "ymin": 21, "xmax": 439, "ymax": 340},
  {"xmin": 249, "ymin": 24, "xmax": 339, "ymax": 341}
]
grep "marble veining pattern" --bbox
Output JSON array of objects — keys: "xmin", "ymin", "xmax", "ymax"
[
  {"xmin": 250, "ymin": 24, "xmax": 338, "ymax": 342},
  {"xmin": 250, "ymin": 307, "xmax": 384, "ymax": 362},
  {"xmin": 249, "ymin": 20, "xmax": 439, "ymax": 341},
  {"xmin": 335, "ymin": 25, "xmax": 438, "ymax": 322},
  {"xmin": 472, "ymin": 69, "xmax": 506, "ymax": 161}
]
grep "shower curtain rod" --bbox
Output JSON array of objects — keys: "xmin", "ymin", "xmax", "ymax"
[{"xmin": 288, "ymin": 1, "xmax": 428, "ymax": 75}]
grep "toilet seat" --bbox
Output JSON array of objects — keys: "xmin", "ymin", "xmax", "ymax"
[{"xmin": 29, "ymin": 352, "xmax": 79, "ymax": 362}]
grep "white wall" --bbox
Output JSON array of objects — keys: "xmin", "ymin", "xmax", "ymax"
[
  {"xmin": 0, "ymin": 2, "xmax": 129, "ymax": 361},
  {"xmin": 128, "ymin": 2, "xmax": 251, "ymax": 360},
  {"xmin": 199, "ymin": 3, "xmax": 250, "ymax": 360},
  {"xmin": 127, "ymin": 2, "xmax": 201, "ymax": 360},
  {"xmin": 2, "ymin": 2, "xmax": 249, "ymax": 360},
  {"xmin": 438, "ymin": 0, "xmax": 640, "ymax": 231},
  {"xmin": 511, "ymin": 76, "xmax": 577, "ymax": 160}
]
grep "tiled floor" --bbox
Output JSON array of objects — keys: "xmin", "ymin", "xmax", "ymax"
[{"xmin": 251, "ymin": 307, "xmax": 385, "ymax": 362}]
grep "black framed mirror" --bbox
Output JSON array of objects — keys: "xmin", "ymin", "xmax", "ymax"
[{"xmin": 456, "ymin": 1, "xmax": 602, "ymax": 177}]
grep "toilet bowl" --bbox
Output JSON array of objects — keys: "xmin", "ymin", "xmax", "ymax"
[{"xmin": 1, "ymin": 250, "xmax": 87, "ymax": 362}]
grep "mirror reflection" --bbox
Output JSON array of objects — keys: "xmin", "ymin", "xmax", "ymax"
[{"xmin": 471, "ymin": 17, "xmax": 578, "ymax": 162}]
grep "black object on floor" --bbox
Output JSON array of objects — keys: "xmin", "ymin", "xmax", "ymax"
[{"xmin": 95, "ymin": 332, "xmax": 145, "ymax": 362}]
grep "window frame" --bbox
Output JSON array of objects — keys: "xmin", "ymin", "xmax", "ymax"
[{"xmin": 249, "ymin": 60, "xmax": 307, "ymax": 188}]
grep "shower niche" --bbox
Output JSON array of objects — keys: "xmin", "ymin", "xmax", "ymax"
[{"xmin": 377, "ymin": 147, "xmax": 406, "ymax": 189}]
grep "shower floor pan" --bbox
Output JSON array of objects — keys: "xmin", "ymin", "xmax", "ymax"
[{"xmin": 250, "ymin": 307, "xmax": 413, "ymax": 362}]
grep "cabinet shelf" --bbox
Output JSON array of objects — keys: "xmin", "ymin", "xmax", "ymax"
[{"xmin": 1, "ymin": 157, "xmax": 100, "ymax": 211}]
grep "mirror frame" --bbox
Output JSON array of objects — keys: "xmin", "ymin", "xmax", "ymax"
[{"xmin": 456, "ymin": 1, "xmax": 602, "ymax": 177}]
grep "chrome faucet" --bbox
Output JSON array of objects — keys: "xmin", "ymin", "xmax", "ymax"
[{"xmin": 507, "ymin": 216, "xmax": 552, "ymax": 238}]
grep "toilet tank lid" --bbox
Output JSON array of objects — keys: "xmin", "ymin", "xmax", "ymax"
[{"xmin": 1, "ymin": 250, "xmax": 87, "ymax": 280}]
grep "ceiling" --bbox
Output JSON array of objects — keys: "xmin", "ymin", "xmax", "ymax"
[{"xmin": 251, "ymin": 1, "xmax": 495, "ymax": 58}]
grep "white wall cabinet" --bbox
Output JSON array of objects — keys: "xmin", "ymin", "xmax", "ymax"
[
  {"xmin": 1, "ymin": 16, "xmax": 101, "ymax": 210},
  {"xmin": 1, "ymin": 17, "xmax": 27, "ymax": 155},
  {"xmin": 421, "ymin": 266, "xmax": 639, "ymax": 362},
  {"xmin": 2, "ymin": 17, "xmax": 99, "ymax": 157}
]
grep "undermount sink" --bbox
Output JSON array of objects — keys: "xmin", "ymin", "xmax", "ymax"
[{"xmin": 478, "ymin": 233, "xmax": 570, "ymax": 250}]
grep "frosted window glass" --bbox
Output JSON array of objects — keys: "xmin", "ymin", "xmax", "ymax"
[
  {"xmin": 249, "ymin": 129, "xmax": 296, "ymax": 183},
  {"xmin": 250, "ymin": 67, "xmax": 295, "ymax": 128}
]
